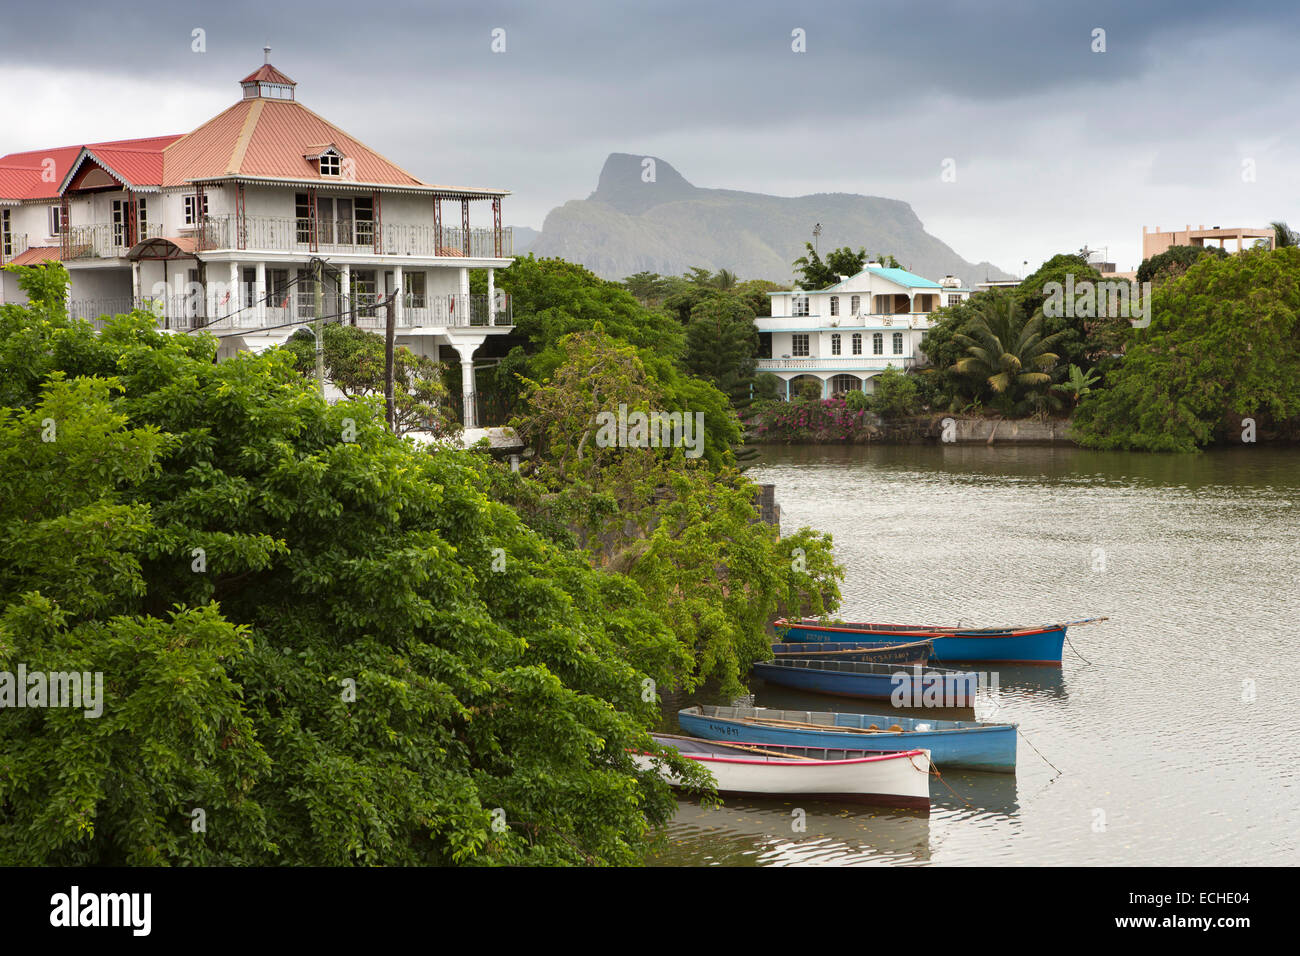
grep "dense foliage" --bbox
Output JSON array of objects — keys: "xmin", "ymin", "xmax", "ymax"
[
  {"xmin": 1072, "ymin": 248, "xmax": 1300, "ymax": 451},
  {"xmin": 750, "ymin": 395, "xmax": 874, "ymax": 444},
  {"xmin": 281, "ymin": 322, "xmax": 459, "ymax": 438},
  {"xmin": 493, "ymin": 256, "xmax": 740, "ymax": 467},
  {"xmin": 1135, "ymin": 244, "xmax": 1227, "ymax": 286},
  {"xmin": 1, "ymin": 264, "xmax": 716, "ymax": 866},
  {"xmin": 510, "ymin": 330, "xmax": 843, "ymax": 696}
]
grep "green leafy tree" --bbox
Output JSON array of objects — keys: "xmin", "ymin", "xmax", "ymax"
[
  {"xmin": 1135, "ymin": 244, "xmax": 1228, "ymax": 286},
  {"xmin": 281, "ymin": 323, "xmax": 458, "ymax": 438},
  {"xmin": 0, "ymin": 265, "xmax": 714, "ymax": 865},
  {"xmin": 683, "ymin": 296, "xmax": 758, "ymax": 401},
  {"xmin": 512, "ymin": 329, "xmax": 842, "ymax": 696},
  {"xmin": 1073, "ymin": 247, "xmax": 1300, "ymax": 451},
  {"xmin": 1271, "ymin": 221, "xmax": 1298, "ymax": 248},
  {"xmin": 825, "ymin": 247, "xmax": 867, "ymax": 279},
  {"xmin": 792, "ymin": 243, "xmax": 835, "ymax": 290},
  {"xmin": 868, "ymin": 367, "xmax": 921, "ymax": 418}
]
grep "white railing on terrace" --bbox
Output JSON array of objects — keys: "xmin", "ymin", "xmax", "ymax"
[
  {"xmin": 66, "ymin": 292, "xmax": 512, "ymax": 332},
  {"xmin": 1, "ymin": 232, "xmax": 29, "ymax": 263},
  {"xmin": 61, "ymin": 223, "xmax": 163, "ymax": 260},
  {"xmin": 756, "ymin": 357, "xmax": 914, "ymax": 370},
  {"xmin": 195, "ymin": 216, "xmax": 512, "ymax": 259},
  {"xmin": 760, "ymin": 312, "xmax": 932, "ymax": 326}
]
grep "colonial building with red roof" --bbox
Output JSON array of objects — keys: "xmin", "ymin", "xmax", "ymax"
[{"xmin": 0, "ymin": 55, "xmax": 513, "ymax": 426}]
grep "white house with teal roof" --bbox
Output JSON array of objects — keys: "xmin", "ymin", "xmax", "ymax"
[{"xmin": 756, "ymin": 263, "xmax": 971, "ymax": 398}]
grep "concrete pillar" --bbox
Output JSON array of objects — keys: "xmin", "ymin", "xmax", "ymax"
[
  {"xmin": 255, "ymin": 261, "xmax": 267, "ymax": 325},
  {"xmin": 228, "ymin": 261, "xmax": 239, "ymax": 318},
  {"xmin": 461, "ymin": 358, "xmax": 476, "ymax": 428},
  {"xmin": 340, "ymin": 264, "xmax": 350, "ymax": 318},
  {"xmin": 131, "ymin": 261, "xmax": 141, "ymax": 305},
  {"xmin": 459, "ymin": 267, "xmax": 470, "ymax": 296},
  {"xmin": 393, "ymin": 265, "xmax": 404, "ymax": 326}
]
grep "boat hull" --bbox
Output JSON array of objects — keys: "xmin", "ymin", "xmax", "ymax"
[
  {"xmin": 638, "ymin": 735, "xmax": 931, "ymax": 809},
  {"xmin": 752, "ymin": 659, "xmax": 980, "ymax": 705},
  {"xmin": 772, "ymin": 640, "xmax": 931, "ymax": 667},
  {"xmin": 679, "ymin": 705, "xmax": 1017, "ymax": 773},
  {"xmin": 777, "ymin": 620, "xmax": 1068, "ymax": 665}
]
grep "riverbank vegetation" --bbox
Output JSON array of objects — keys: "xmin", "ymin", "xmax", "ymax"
[{"xmin": 0, "ymin": 262, "xmax": 840, "ymax": 866}]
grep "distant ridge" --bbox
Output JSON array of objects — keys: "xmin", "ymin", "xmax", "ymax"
[{"xmin": 530, "ymin": 153, "xmax": 1014, "ymax": 285}]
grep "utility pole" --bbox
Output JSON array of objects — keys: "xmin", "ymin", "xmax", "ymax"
[
  {"xmin": 312, "ymin": 258, "xmax": 325, "ymax": 396},
  {"xmin": 382, "ymin": 288, "xmax": 400, "ymax": 431}
]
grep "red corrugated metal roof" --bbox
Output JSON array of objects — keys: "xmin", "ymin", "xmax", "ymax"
[
  {"xmin": 6, "ymin": 246, "xmax": 61, "ymax": 266},
  {"xmin": 0, "ymin": 135, "xmax": 181, "ymax": 199},
  {"xmin": 82, "ymin": 146, "xmax": 166, "ymax": 187},
  {"xmin": 163, "ymin": 96, "xmax": 426, "ymax": 187},
  {"xmin": 241, "ymin": 64, "xmax": 296, "ymax": 85}
]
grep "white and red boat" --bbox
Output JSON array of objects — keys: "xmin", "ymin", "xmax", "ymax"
[{"xmin": 638, "ymin": 733, "xmax": 931, "ymax": 810}]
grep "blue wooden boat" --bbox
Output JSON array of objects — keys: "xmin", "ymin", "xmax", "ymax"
[
  {"xmin": 772, "ymin": 639, "xmax": 931, "ymax": 667},
  {"xmin": 751, "ymin": 657, "xmax": 981, "ymax": 706},
  {"xmin": 773, "ymin": 617, "xmax": 1108, "ymax": 665},
  {"xmin": 679, "ymin": 704, "xmax": 1017, "ymax": 773}
]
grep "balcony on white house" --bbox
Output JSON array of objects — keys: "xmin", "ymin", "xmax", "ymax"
[
  {"xmin": 58, "ymin": 222, "xmax": 165, "ymax": 260},
  {"xmin": 755, "ymin": 313, "xmax": 935, "ymax": 331},
  {"xmin": 194, "ymin": 216, "xmax": 512, "ymax": 260},
  {"xmin": 755, "ymin": 356, "xmax": 915, "ymax": 371},
  {"xmin": 65, "ymin": 292, "xmax": 512, "ymax": 332}
]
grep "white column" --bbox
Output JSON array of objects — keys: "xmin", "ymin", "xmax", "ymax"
[
  {"xmin": 392, "ymin": 265, "xmax": 404, "ymax": 325},
  {"xmin": 131, "ymin": 261, "xmax": 141, "ymax": 305},
  {"xmin": 228, "ymin": 261, "xmax": 239, "ymax": 319},
  {"xmin": 459, "ymin": 267, "xmax": 470, "ymax": 296},
  {"xmin": 255, "ymin": 261, "xmax": 267, "ymax": 325},
  {"xmin": 340, "ymin": 263, "xmax": 351, "ymax": 319},
  {"xmin": 486, "ymin": 267, "xmax": 495, "ymax": 325},
  {"xmin": 461, "ymin": 358, "xmax": 476, "ymax": 428}
]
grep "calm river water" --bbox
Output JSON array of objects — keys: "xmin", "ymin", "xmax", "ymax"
[{"xmin": 649, "ymin": 444, "xmax": 1300, "ymax": 866}]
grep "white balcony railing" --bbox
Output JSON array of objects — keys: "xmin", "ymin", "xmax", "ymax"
[
  {"xmin": 193, "ymin": 216, "xmax": 512, "ymax": 260},
  {"xmin": 756, "ymin": 357, "xmax": 914, "ymax": 371},
  {"xmin": 0, "ymin": 232, "xmax": 29, "ymax": 264},
  {"xmin": 757, "ymin": 312, "xmax": 932, "ymax": 330},
  {"xmin": 66, "ymin": 292, "xmax": 513, "ymax": 332},
  {"xmin": 61, "ymin": 223, "xmax": 164, "ymax": 260}
]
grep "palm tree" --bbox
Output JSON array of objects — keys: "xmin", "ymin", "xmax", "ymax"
[
  {"xmin": 712, "ymin": 268, "xmax": 738, "ymax": 290},
  {"xmin": 952, "ymin": 299, "xmax": 1064, "ymax": 414},
  {"xmin": 1271, "ymin": 221, "xmax": 1297, "ymax": 248},
  {"xmin": 1051, "ymin": 363, "xmax": 1100, "ymax": 409}
]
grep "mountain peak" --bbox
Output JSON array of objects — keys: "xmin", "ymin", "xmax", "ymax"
[{"xmin": 590, "ymin": 152, "xmax": 698, "ymax": 214}]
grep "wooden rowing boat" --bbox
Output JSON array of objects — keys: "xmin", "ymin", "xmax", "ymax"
[
  {"xmin": 751, "ymin": 656, "xmax": 980, "ymax": 705},
  {"xmin": 772, "ymin": 639, "xmax": 931, "ymax": 666},
  {"xmin": 637, "ymin": 733, "xmax": 931, "ymax": 809},
  {"xmin": 679, "ymin": 704, "xmax": 1017, "ymax": 773},
  {"xmin": 773, "ymin": 617, "xmax": 1108, "ymax": 665}
]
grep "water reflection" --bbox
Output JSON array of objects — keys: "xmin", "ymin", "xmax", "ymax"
[{"xmin": 650, "ymin": 797, "xmax": 932, "ymax": 866}]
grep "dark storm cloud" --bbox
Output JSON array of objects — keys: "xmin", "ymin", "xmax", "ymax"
[{"xmin": 4, "ymin": 0, "xmax": 1300, "ymax": 271}]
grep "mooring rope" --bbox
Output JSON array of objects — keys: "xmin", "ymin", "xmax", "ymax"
[
  {"xmin": 911, "ymin": 753, "xmax": 975, "ymax": 808},
  {"xmin": 1065, "ymin": 631, "xmax": 1093, "ymax": 665},
  {"xmin": 1017, "ymin": 725, "xmax": 1063, "ymax": 778}
]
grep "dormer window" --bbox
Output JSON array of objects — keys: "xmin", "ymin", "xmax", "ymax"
[{"xmin": 306, "ymin": 145, "xmax": 344, "ymax": 178}]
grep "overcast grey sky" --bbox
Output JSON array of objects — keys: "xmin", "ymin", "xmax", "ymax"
[{"xmin": 4, "ymin": 0, "xmax": 1298, "ymax": 276}]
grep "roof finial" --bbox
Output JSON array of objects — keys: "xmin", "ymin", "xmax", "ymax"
[{"xmin": 264, "ymin": 44, "xmax": 271, "ymax": 65}]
